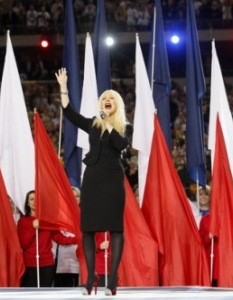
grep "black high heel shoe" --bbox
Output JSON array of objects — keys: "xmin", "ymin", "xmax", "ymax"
[
  {"xmin": 104, "ymin": 275, "xmax": 118, "ymax": 296},
  {"xmin": 82, "ymin": 273, "xmax": 99, "ymax": 295}
]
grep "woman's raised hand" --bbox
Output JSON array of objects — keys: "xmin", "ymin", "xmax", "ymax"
[{"xmin": 55, "ymin": 68, "xmax": 68, "ymax": 87}]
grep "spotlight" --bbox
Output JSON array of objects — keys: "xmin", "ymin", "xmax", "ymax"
[
  {"xmin": 40, "ymin": 36, "xmax": 50, "ymax": 48},
  {"xmin": 170, "ymin": 35, "xmax": 180, "ymax": 44}
]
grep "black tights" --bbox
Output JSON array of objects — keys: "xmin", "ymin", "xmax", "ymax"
[{"xmin": 82, "ymin": 231, "xmax": 124, "ymax": 289}]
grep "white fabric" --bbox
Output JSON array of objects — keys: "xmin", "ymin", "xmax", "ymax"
[
  {"xmin": 0, "ymin": 32, "xmax": 35, "ymax": 214},
  {"xmin": 132, "ymin": 35, "xmax": 156, "ymax": 206},
  {"xmin": 53, "ymin": 231, "xmax": 79, "ymax": 274},
  {"xmin": 208, "ymin": 40, "xmax": 233, "ymax": 177},
  {"xmin": 188, "ymin": 199, "xmax": 202, "ymax": 229},
  {"xmin": 77, "ymin": 33, "xmax": 98, "ymax": 181}
]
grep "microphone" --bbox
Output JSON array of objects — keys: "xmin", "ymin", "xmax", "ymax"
[{"xmin": 100, "ymin": 111, "xmax": 106, "ymax": 119}]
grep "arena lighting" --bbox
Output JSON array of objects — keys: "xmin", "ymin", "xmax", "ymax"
[
  {"xmin": 170, "ymin": 35, "xmax": 180, "ymax": 44},
  {"xmin": 40, "ymin": 36, "xmax": 50, "ymax": 48},
  {"xmin": 105, "ymin": 36, "xmax": 114, "ymax": 47},
  {"xmin": 171, "ymin": 35, "xmax": 180, "ymax": 44}
]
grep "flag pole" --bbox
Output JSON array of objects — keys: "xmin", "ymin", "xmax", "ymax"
[
  {"xmin": 36, "ymin": 228, "xmax": 40, "ymax": 287},
  {"xmin": 196, "ymin": 170, "xmax": 200, "ymax": 210},
  {"xmin": 210, "ymin": 237, "xmax": 214, "ymax": 283},
  {"xmin": 104, "ymin": 231, "xmax": 108, "ymax": 287},
  {"xmin": 150, "ymin": 6, "xmax": 156, "ymax": 92},
  {"xmin": 58, "ymin": 106, "xmax": 63, "ymax": 158}
]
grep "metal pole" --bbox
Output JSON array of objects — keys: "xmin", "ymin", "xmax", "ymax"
[
  {"xmin": 57, "ymin": 106, "xmax": 63, "ymax": 158},
  {"xmin": 36, "ymin": 229, "xmax": 40, "ymax": 288},
  {"xmin": 104, "ymin": 232, "xmax": 108, "ymax": 287}
]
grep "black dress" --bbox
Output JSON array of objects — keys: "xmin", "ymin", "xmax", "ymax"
[{"xmin": 63, "ymin": 104, "xmax": 133, "ymax": 232}]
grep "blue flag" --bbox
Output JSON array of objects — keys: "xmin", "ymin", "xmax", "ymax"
[
  {"xmin": 147, "ymin": 0, "xmax": 172, "ymax": 152},
  {"xmin": 62, "ymin": 0, "xmax": 82, "ymax": 187},
  {"xmin": 93, "ymin": 0, "xmax": 111, "ymax": 95},
  {"xmin": 186, "ymin": 0, "xmax": 206, "ymax": 186}
]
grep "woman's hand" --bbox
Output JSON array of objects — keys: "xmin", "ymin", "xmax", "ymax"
[
  {"xmin": 55, "ymin": 68, "xmax": 69, "ymax": 107},
  {"xmin": 100, "ymin": 240, "xmax": 109, "ymax": 250},
  {"xmin": 55, "ymin": 68, "xmax": 68, "ymax": 88},
  {"xmin": 33, "ymin": 219, "xmax": 39, "ymax": 229}
]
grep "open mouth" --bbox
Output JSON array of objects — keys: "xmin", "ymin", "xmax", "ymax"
[{"xmin": 105, "ymin": 103, "xmax": 112, "ymax": 109}]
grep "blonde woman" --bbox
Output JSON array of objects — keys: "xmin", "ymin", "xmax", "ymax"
[{"xmin": 55, "ymin": 68, "xmax": 133, "ymax": 296}]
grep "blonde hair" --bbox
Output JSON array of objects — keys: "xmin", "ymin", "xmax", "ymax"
[
  {"xmin": 93, "ymin": 90, "xmax": 127, "ymax": 136},
  {"xmin": 199, "ymin": 185, "xmax": 211, "ymax": 195}
]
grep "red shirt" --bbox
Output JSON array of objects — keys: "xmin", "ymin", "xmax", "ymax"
[
  {"xmin": 95, "ymin": 232, "xmax": 111, "ymax": 275},
  {"xmin": 17, "ymin": 216, "xmax": 76, "ymax": 267},
  {"xmin": 199, "ymin": 214, "xmax": 219, "ymax": 280}
]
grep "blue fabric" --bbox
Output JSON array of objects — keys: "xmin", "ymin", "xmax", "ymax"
[
  {"xmin": 147, "ymin": 0, "xmax": 172, "ymax": 152},
  {"xmin": 62, "ymin": 0, "xmax": 82, "ymax": 187},
  {"xmin": 185, "ymin": 0, "xmax": 206, "ymax": 187},
  {"xmin": 93, "ymin": 0, "xmax": 111, "ymax": 96}
]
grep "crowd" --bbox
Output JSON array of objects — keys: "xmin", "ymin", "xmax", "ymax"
[{"xmin": 0, "ymin": 0, "xmax": 233, "ymax": 36}]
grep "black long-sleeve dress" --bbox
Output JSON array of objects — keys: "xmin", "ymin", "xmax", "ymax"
[{"xmin": 63, "ymin": 104, "xmax": 133, "ymax": 232}]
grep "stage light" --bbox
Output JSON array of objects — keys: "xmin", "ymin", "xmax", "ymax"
[
  {"xmin": 106, "ymin": 36, "xmax": 114, "ymax": 47},
  {"xmin": 40, "ymin": 37, "xmax": 50, "ymax": 48},
  {"xmin": 170, "ymin": 35, "xmax": 180, "ymax": 44}
]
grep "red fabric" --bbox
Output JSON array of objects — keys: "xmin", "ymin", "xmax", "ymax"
[
  {"xmin": 209, "ymin": 117, "xmax": 233, "ymax": 287},
  {"xmin": 0, "ymin": 169, "xmax": 25, "ymax": 286},
  {"xmin": 142, "ymin": 115, "xmax": 210, "ymax": 286},
  {"xmin": 199, "ymin": 214, "xmax": 219, "ymax": 281},
  {"xmin": 95, "ymin": 232, "xmax": 111, "ymax": 275},
  {"xmin": 118, "ymin": 178, "xmax": 159, "ymax": 286},
  {"xmin": 17, "ymin": 216, "xmax": 76, "ymax": 267},
  {"xmin": 34, "ymin": 112, "xmax": 87, "ymax": 283}
]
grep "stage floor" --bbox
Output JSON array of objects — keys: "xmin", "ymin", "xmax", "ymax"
[{"xmin": 1, "ymin": 287, "xmax": 233, "ymax": 300}]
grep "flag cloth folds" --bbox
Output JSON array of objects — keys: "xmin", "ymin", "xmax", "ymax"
[
  {"xmin": 34, "ymin": 112, "xmax": 87, "ymax": 283},
  {"xmin": 186, "ymin": 0, "xmax": 206, "ymax": 187},
  {"xmin": 209, "ymin": 117, "xmax": 233, "ymax": 287},
  {"xmin": 147, "ymin": 0, "xmax": 172, "ymax": 151},
  {"xmin": 132, "ymin": 34, "xmax": 156, "ymax": 206},
  {"xmin": 142, "ymin": 115, "xmax": 210, "ymax": 286},
  {"xmin": 0, "ymin": 169, "xmax": 25, "ymax": 286},
  {"xmin": 208, "ymin": 40, "xmax": 233, "ymax": 177},
  {"xmin": 0, "ymin": 31, "xmax": 34, "ymax": 214},
  {"xmin": 93, "ymin": 0, "xmax": 111, "ymax": 95},
  {"xmin": 119, "ymin": 178, "xmax": 158, "ymax": 286},
  {"xmin": 63, "ymin": 0, "xmax": 82, "ymax": 187},
  {"xmin": 77, "ymin": 33, "xmax": 98, "ymax": 177}
]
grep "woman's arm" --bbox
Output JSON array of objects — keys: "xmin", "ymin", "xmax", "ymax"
[
  {"xmin": 109, "ymin": 123, "xmax": 133, "ymax": 151},
  {"xmin": 17, "ymin": 217, "xmax": 36, "ymax": 250},
  {"xmin": 55, "ymin": 68, "xmax": 92, "ymax": 132},
  {"xmin": 52, "ymin": 231, "xmax": 77, "ymax": 245},
  {"xmin": 55, "ymin": 68, "xmax": 69, "ymax": 108}
]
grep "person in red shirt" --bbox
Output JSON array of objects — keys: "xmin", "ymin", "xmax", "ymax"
[
  {"xmin": 17, "ymin": 190, "xmax": 77, "ymax": 287},
  {"xmin": 95, "ymin": 232, "xmax": 111, "ymax": 287},
  {"xmin": 199, "ymin": 213, "xmax": 219, "ymax": 287}
]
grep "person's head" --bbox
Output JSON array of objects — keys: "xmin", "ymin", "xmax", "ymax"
[
  {"xmin": 24, "ymin": 190, "xmax": 35, "ymax": 216},
  {"xmin": 199, "ymin": 185, "xmax": 211, "ymax": 209},
  {"xmin": 96, "ymin": 89, "xmax": 127, "ymax": 135},
  {"xmin": 71, "ymin": 186, "xmax": 81, "ymax": 205}
]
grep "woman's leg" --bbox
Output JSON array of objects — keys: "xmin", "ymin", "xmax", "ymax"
[
  {"xmin": 108, "ymin": 231, "xmax": 124, "ymax": 290},
  {"xmin": 21, "ymin": 267, "xmax": 37, "ymax": 287},
  {"xmin": 40, "ymin": 265, "xmax": 55, "ymax": 287},
  {"xmin": 82, "ymin": 231, "xmax": 96, "ymax": 288}
]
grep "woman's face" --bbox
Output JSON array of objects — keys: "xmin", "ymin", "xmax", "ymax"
[
  {"xmin": 73, "ymin": 189, "xmax": 80, "ymax": 205},
  {"xmin": 28, "ymin": 192, "xmax": 35, "ymax": 212},
  {"xmin": 101, "ymin": 92, "xmax": 117, "ymax": 116},
  {"xmin": 199, "ymin": 189, "xmax": 210, "ymax": 206}
]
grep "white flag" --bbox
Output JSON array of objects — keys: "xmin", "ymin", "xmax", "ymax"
[
  {"xmin": 208, "ymin": 40, "xmax": 233, "ymax": 176},
  {"xmin": 132, "ymin": 34, "xmax": 156, "ymax": 206},
  {"xmin": 77, "ymin": 33, "xmax": 98, "ymax": 178},
  {"xmin": 0, "ymin": 31, "xmax": 35, "ymax": 214}
]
